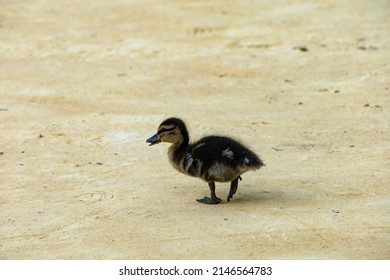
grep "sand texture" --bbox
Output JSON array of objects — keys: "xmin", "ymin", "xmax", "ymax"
[{"xmin": 0, "ymin": 0, "xmax": 389, "ymax": 259}]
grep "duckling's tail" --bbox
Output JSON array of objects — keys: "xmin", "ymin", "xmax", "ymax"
[{"xmin": 242, "ymin": 154, "xmax": 265, "ymax": 170}]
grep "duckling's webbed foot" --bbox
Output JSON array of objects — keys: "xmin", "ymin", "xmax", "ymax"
[
  {"xmin": 197, "ymin": 196, "xmax": 222, "ymax": 204},
  {"xmin": 196, "ymin": 182, "xmax": 221, "ymax": 204},
  {"xmin": 227, "ymin": 177, "xmax": 240, "ymax": 202}
]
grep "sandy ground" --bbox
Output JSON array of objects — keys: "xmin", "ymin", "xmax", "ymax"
[{"xmin": 0, "ymin": 0, "xmax": 389, "ymax": 260}]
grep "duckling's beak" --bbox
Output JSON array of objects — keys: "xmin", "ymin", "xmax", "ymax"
[{"xmin": 146, "ymin": 133, "xmax": 162, "ymax": 146}]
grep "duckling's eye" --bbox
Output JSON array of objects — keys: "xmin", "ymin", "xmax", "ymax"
[{"xmin": 158, "ymin": 127, "xmax": 176, "ymax": 135}]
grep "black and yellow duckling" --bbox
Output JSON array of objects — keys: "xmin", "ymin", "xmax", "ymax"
[{"xmin": 146, "ymin": 117, "xmax": 264, "ymax": 204}]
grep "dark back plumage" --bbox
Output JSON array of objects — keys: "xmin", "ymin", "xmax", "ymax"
[{"xmin": 190, "ymin": 136, "xmax": 263, "ymax": 171}]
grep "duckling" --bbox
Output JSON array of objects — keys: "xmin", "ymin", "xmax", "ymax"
[{"xmin": 146, "ymin": 117, "xmax": 264, "ymax": 204}]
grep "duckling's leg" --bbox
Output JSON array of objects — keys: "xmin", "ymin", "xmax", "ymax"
[
  {"xmin": 227, "ymin": 176, "xmax": 242, "ymax": 202},
  {"xmin": 196, "ymin": 182, "xmax": 222, "ymax": 204}
]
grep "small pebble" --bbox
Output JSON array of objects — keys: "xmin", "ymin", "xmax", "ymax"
[{"xmin": 294, "ymin": 46, "xmax": 309, "ymax": 52}]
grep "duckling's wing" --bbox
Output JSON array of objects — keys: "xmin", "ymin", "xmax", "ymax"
[{"xmin": 190, "ymin": 139, "xmax": 221, "ymax": 167}]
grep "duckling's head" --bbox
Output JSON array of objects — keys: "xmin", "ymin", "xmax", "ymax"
[{"xmin": 146, "ymin": 117, "xmax": 189, "ymax": 147}]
